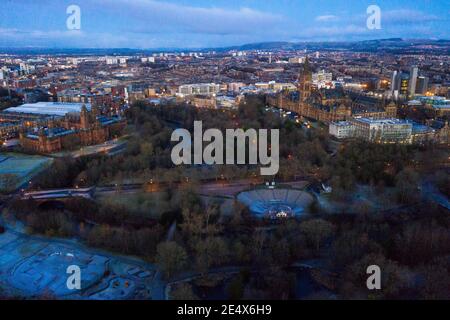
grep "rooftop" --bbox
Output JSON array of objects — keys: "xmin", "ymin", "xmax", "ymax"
[
  {"xmin": 412, "ymin": 122, "xmax": 435, "ymax": 134},
  {"xmin": 353, "ymin": 117, "xmax": 410, "ymax": 125},
  {"xmin": 26, "ymin": 127, "xmax": 76, "ymax": 139},
  {"xmin": 5, "ymin": 102, "xmax": 92, "ymax": 117},
  {"xmin": 331, "ymin": 121, "xmax": 353, "ymax": 127}
]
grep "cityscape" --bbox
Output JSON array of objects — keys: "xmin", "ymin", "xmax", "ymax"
[{"xmin": 0, "ymin": 0, "xmax": 449, "ymax": 303}]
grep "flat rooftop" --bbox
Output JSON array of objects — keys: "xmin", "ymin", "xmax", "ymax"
[
  {"xmin": 4, "ymin": 102, "xmax": 92, "ymax": 117},
  {"xmin": 353, "ymin": 117, "xmax": 410, "ymax": 125},
  {"xmin": 331, "ymin": 121, "xmax": 353, "ymax": 127}
]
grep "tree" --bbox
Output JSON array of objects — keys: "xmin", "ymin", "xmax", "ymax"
[
  {"xmin": 193, "ymin": 237, "xmax": 229, "ymax": 274},
  {"xmin": 156, "ymin": 241, "xmax": 188, "ymax": 279},
  {"xmin": 170, "ymin": 283, "xmax": 198, "ymax": 300},
  {"xmin": 421, "ymin": 258, "xmax": 450, "ymax": 300},
  {"xmin": 395, "ymin": 168, "xmax": 419, "ymax": 204},
  {"xmin": 227, "ymin": 275, "xmax": 245, "ymax": 300},
  {"xmin": 0, "ymin": 173, "xmax": 20, "ymax": 193},
  {"xmin": 300, "ymin": 219, "xmax": 334, "ymax": 252},
  {"xmin": 331, "ymin": 230, "xmax": 383, "ymax": 268},
  {"xmin": 351, "ymin": 200, "xmax": 373, "ymax": 215}
]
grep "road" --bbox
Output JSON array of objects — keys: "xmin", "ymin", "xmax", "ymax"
[
  {"xmin": 20, "ymin": 179, "xmax": 267, "ymax": 200},
  {"xmin": 422, "ymin": 180, "xmax": 450, "ymax": 210}
]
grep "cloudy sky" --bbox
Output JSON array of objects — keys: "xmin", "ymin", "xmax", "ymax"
[{"xmin": 0, "ymin": 0, "xmax": 448, "ymax": 48}]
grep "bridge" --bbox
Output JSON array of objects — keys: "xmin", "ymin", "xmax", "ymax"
[{"xmin": 21, "ymin": 187, "xmax": 95, "ymax": 200}]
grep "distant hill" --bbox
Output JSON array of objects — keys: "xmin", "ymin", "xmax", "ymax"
[
  {"xmin": 214, "ymin": 38, "xmax": 450, "ymax": 54},
  {"xmin": 0, "ymin": 38, "xmax": 448, "ymax": 55}
]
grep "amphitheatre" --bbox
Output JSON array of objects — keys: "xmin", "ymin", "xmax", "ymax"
[{"xmin": 237, "ymin": 187, "xmax": 314, "ymax": 219}]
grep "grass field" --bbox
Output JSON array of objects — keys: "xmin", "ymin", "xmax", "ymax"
[{"xmin": 0, "ymin": 152, "xmax": 53, "ymax": 189}]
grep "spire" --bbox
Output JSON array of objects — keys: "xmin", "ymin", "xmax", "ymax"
[
  {"xmin": 303, "ymin": 56, "xmax": 311, "ymax": 74},
  {"xmin": 298, "ymin": 56, "xmax": 311, "ymax": 83}
]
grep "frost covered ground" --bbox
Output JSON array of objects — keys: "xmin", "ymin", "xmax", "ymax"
[{"xmin": 0, "ymin": 229, "xmax": 164, "ymax": 300}]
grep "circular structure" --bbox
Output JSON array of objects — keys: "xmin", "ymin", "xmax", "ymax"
[{"xmin": 237, "ymin": 188, "xmax": 314, "ymax": 219}]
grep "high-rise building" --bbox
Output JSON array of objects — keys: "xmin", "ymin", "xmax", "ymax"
[
  {"xmin": 400, "ymin": 74, "xmax": 410, "ymax": 96},
  {"xmin": 390, "ymin": 70, "xmax": 399, "ymax": 94},
  {"xmin": 416, "ymin": 76, "xmax": 429, "ymax": 95},
  {"xmin": 408, "ymin": 66, "xmax": 419, "ymax": 97}
]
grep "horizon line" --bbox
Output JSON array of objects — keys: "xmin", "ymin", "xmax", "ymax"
[{"xmin": 0, "ymin": 37, "xmax": 449, "ymax": 52}]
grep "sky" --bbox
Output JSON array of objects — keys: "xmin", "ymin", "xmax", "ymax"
[{"xmin": 0, "ymin": 0, "xmax": 448, "ymax": 49}]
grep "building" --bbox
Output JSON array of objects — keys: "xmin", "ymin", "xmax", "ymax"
[
  {"xmin": 216, "ymin": 96, "xmax": 237, "ymax": 109},
  {"xmin": 4, "ymin": 101, "xmax": 92, "ymax": 117},
  {"xmin": 0, "ymin": 122, "xmax": 22, "ymax": 139},
  {"xmin": 266, "ymin": 59, "xmax": 397, "ymax": 123},
  {"xmin": 391, "ymin": 67, "xmax": 423, "ymax": 98},
  {"xmin": 298, "ymin": 57, "xmax": 312, "ymax": 105},
  {"xmin": 390, "ymin": 70, "xmax": 400, "ymax": 97},
  {"xmin": 228, "ymin": 82, "xmax": 246, "ymax": 93},
  {"xmin": 273, "ymin": 83, "xmax": 297, "ymax": 92},
  {"xmin": 191, "ymin": 95, "xmax": 216, "ymax": 109},
  {"xmin": 5, "ymin": 103, "xmax": 126, "ymax": 153},
  {"xmin": 57, "ymin": 89, "xmax": 113, "ymax": 108},
  {"xmin": 391, "ymin": 71, "xmax": 409, "ymax": 96},
  {"xmin": 0, "ymin": 102, "xmax": 94, "ymax": 133},
  {"xmin": 400, "ymin": 73, "xmax": 410, "ymax": 96},
  {"xmin": 418, "ymin": 96, "xmax": 450, "ymax": 117},
  {"xmin": 408, "ymin": 66, "xmax": 419, "ymax": 97},
  {"xmin": 329, "ymin": 121, "xmax": 355, "ymax": 139},
  {"xmin": 416, "ymin": 76, "xmax": 429, "ymax": 95},
  {"xmin": 178, "ymin": 83, "xmax": 220, "ymax": 96},
  {"xmin": 330, "ymin": 118, "xmax": 413, "ymax": 144},
  {"xmin": 353, "ymin": 118, "xmax": 412, "ymax": 144},
  {"xmin": 312, "ymin": 70, "xmax": 333, "ymax": 84},
  {"xmin": 411, "ymin": 122, "xmax": 436, "ymax": 144},
  {"xmin": 288, "ymin": 57, "xmax": 305, "ymax": 64},
  {"xmin": 19, "ymin": 105, "xmax": 125, "ymax": 153}
]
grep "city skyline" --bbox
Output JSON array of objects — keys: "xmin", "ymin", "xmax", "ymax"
[
  {"xmin": 0, "ymin": 0, "xmax": 449, "ymax": 49},
  {"xmin": 0, "ymin": 0, "xmax": 449, "ymax": 303}
]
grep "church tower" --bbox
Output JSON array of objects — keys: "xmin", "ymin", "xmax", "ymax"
[
  {"xmin": 298, "ymin": 57, "xmax": 312, "ymax": 113},
  {"xmin": 80, "ymin": 104, "xmax": 89, "ymax": 130}
]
